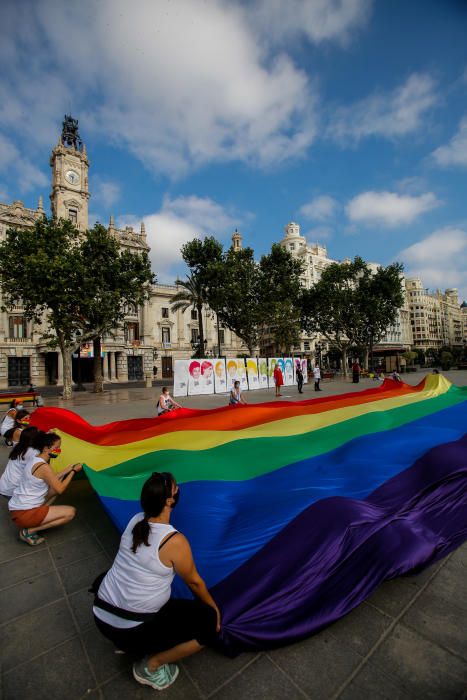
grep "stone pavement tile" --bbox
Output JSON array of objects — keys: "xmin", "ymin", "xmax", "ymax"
[
  {"xmin": 0, "ymin": 599, "xmax": 75, "ymax": 673},
  {"xmin": 69, "ymin": 587, "xmax": 95, "ymax": 631},
  {"xmin": 0, "ymin": 548, "xmax": 53, "ymax": 590},
  {"xmin": 366, "ymin": 564, "xmax": 439, "ymax": 618},
  {"xmin": 50, "ymin": 533, "xmax": 105, "ymax": 568},
  {"xmin": 94, "ymin": 523, "xmax": 121, "ymax": 560},
  {"xmin": 328, "ymin": 602, "xmax": 392, "ymax": 657},
  {"xmin": 338, "ymin": 660, "xmax": 412, "ymax": 700},
  {"xmin": 82, "ymin": 625, "xmax": 131, "ymax": 684},
  {"xmin": 402, "ymin": 580, "xmax": 467, "ymax": 661},
  {"xmin": 41, "ymin": 515, "xmax": 92, "ymax": 545},
  {"xmin": 0, "ymin": 528, "xmax": 36, "ymax": 563},
  {"xmin": 448, "ymin": 542, "xmax": 467, "ymax": 570},
  {"xmin": 57, "ymin": 551, "xmax": 111, "ymax": 595},
  {"xmin": 210, "ymin": 655, "xmax": 306, "ymax": 700},
  {"xmin": 268, "ymin": 629, "xmax": 362, "ymax": 698},
  {"xmin": 181, "ymin": 647, "xmax": 260, "ymax": 697},
  {"xmin": 100, "ymin": 665, "xmax": 202, "ymax": 699},
  {"xmin": 370, "ymin": 623, "xmax": 467, "ymax": 699},
  {"xmin": 0, "ymin": 570, "xmax": 63, "ymax": 625},
  {"xmin": 2, "ymin": 636, "xmax": 96, "ymax": 700}
]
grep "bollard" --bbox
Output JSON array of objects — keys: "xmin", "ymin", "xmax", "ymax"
[{"xmin": 145, "ymin": 373, "xmax": 153, "ymax": 388}]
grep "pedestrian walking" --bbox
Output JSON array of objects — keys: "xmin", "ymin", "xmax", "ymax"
[
  {"xmin": 352, "ymin": 360, "xmax": 361, "ymax": 384},
  {"xmin": 296, "ymin": 366, "xmax": 304, "ymax": 394},
  {"xmin": 313, "ymin": 365, "xmax": 322, "ymax": 392}
]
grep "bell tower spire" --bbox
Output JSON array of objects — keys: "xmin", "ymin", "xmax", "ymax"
[{"xmin": 50, "ymin": 115, "xmax": 90, "ymax": 230}]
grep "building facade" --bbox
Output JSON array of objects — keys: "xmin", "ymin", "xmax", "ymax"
[
  {"xmin": 405, "ymin": 278, "xmax": 464, "ymax": 351},
  {"xmin": 0, "ymin": 116, "xmax": 245, "ymax": 388}
]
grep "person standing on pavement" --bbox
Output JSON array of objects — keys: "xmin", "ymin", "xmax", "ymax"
[
  {"xmin": 296, "ymin": 366, "xmax": 304, "ymax": 394},
  {"xmin": 93, "ymin": 472, "xmax": 220, "ymax": 692},
  {"xmin": 313, "ymin": 365, "xmax": 322, "ymax": 392},
  {"xmin": 352, "ymin": 360, "xmax": 361, "ymax": 384},
  {"xmin": 273, "ymin": 364, "xmax": 284, "ymax": 397}
]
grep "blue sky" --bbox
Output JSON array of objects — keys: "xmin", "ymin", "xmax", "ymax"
[{"xmin": 0, "ymin": 0, "xmax": 466, "ymax": 298}]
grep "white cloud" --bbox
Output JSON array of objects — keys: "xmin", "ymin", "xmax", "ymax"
[
  {"xmin": 299, "ymin": 195, "xmax": 339, "ymax": 221},
  {"xmin": 92, "ymin": 178, "xmax": 121, "ymax": 209},
  {"xmin": 304, "ymin": 225, "xmax": 333, "ymax": 240},
  {"xmin": 252, "ymin": 0, "xmax": 372, "ymax": 45},
  {"xmin": 432, "ymin": 116, "xmax": 467, "ymax": 167},
  {"xmin": 346, "ymin": 190, "xmax": 441, "ymax": 227},
  {"xmin": 0, "ymin": 132, "xmax": 48, "ymax": 193},
  {"xmin": 398, "ymin": 227, "xmax": 467, "ymax": 297},
  {"xmin": 119, "ymin": 195, "xmax": 242, "ymax": 282},
  {"xmin": 328, "ymin": 73, "xmax": 438, "ymax": 143}
]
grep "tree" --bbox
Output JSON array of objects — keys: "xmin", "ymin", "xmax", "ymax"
[
  {"xmin": 301, "ymin": 257, "xmax": 368, "ymax": 376},
  {"xmin": 179, "ymin": 237, "xmax": 224, "ymax": 355},
  {"xmin": 352, "ymin": 262, "xmax": 405, "ymax": 369},
  {"xmin": 258, "ymin": 244, "xmax": 304, "ymax": 354},
  {"xmin": 170, "ymin": 274, "xmax": 207, "ymax": 356},
  {"xmin": 79, "ymin": 224, "xmax": 154, "ymax": 392},
  {"xmin": 210, "ymin": 247, "xmax": 261, "ymax": 356},
  {"xmin": 0, "ymin": 216, "xmax": 88, "ymax": 399}
]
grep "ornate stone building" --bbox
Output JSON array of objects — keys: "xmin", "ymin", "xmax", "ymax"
[
  {"xmin": 0, "ymin": 116, "xmax": 245, "ymax": 388},
  {"xmin": 405, "ymin": 278, "xmax": 464, "ymax": 351}
]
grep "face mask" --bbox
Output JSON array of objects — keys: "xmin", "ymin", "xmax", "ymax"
[
  {"xmin": 171, "ymin": 488, "xmax": 180, "ymax": 508},
  {"xmin": 49, "ymin": 449, "xmax": 61, "ymax": 459},
  {"xmin": 15, "ymin": 404, "xmax": 23, "ymax": 411}
]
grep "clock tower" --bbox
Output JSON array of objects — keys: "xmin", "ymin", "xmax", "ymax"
[{"xmin": 50, "ymin": 115, "xmax": 90, "ymax": 229}]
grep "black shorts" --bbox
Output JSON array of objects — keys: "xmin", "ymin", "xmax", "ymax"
[
  {"xmin": 3, "ymin": 428, "xmax": 15, "ymax": 441},
  {"xmin": 94, "ymin": 598, "xmax": 218, "ymax": 657}
]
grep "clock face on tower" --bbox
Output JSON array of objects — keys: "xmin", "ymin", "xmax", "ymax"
[{"xmin": 65, "ymin": 169, "xmax": 80, "ymax": 186}]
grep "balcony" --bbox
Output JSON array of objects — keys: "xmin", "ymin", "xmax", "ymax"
[{"xmin": 5, "ymin": 337, "xmax": 34, "ymax": 344}]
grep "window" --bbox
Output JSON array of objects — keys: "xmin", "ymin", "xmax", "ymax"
[
  {"xmin": 9, "ymin": 316, "xmax": 27, "ymax": 338},
  {"xmin": 161, "ymin": 307, "xmax": 169, "ymax": 318},
  {"xmin": 304, "ymin": 341, "xmax": 310, "ymax": 351},
  {"xmin": 162, "ymin": 327, "xmax": 171, "ymax": 344},
  {"xmin": 68, "ymin": 208, "xmax": 78, "ymax": 225},
  {"xmin": 125, "ymin": 322, "xmax": 139, "ymax": 342},
  {"xmin": 191, "ymin": 310, "xmax": 198, "ymax": 320},
  {"xmin": 219, "ymin": 330, "xmax": 225, "ymax": 345},
  {"xmin": 191, "ymin": 328, "xmax": 199, "ymax": 343}
]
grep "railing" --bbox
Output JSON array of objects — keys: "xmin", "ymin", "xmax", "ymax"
[{"xmin": 4, "ymin": 337, "xmax": 33, "ymax": 343}]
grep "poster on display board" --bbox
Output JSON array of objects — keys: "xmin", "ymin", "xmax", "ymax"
[
  {"xmin": 283, "ymin": 357, "xmax": 294, "ymax": 386},
  {"xmin": 173, "ymin": 360, "xmax": 189, "ymax": 397},
  {"xmin": 246, "ymin": 358, "xmax": 259, "ymax": 389},
  {"xmin": 267, "ymin": 358, "xmax": 280, "ymax": 388},
  {"xmin": 258, "ymin": 358, "xmax": 269, "ymax": 389},
  {"xmin": 294, "ymin": 358, "xmax": 308, "ymax": 384},
  {"xmin": 226, "ymin": 358, "xmax": 248, "ymax": 391},
  {"xmin": 213, "ymin": 359, "xmax": 228, "ymax": 394},
  {"xmin": 188, "ymin": 359, "xmax": 215, "ymax": 395}
]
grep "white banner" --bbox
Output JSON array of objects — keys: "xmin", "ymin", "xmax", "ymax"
[
  {"xmin": 283, "ymin": 358, "xmax": 294, "ymax": 386},
  {"xmin": 226, "ymin": 358, "xmax": 248, "ymax": 391},
  {"xmin": 268, "ymin": 358, "xmax": 281, "ymax": 388},
  {"xmin": 173, "ymin": 360, "xmax": 189, "ymax": 397},
  {"xmin": 214, "ymin": 359, "xmax": 228, "ymax": 394},
  {"xmin": 301, "ymin": 358, "xmax": 308, "ymax": 383},
  {"xmin": 188, "ymin": 359, "xmax": 215, "ymax": 395},
  {"xmin": 258, "ymin": 358, "xmax": 269, "ymax": 389},
  {"xmin": 246, "ymin": 358, "xmax": 259, "ymax": 389}
]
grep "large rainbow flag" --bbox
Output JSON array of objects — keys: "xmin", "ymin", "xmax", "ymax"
[{"xmin": 31, "ymin": 374, "xmax": 467, "ymax": 654}]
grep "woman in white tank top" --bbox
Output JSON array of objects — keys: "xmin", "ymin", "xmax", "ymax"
[
  {"xmin": 8, "ymin": 431, "xmax": 83, "ymax": 546},
  {"xmin": 0, "ymin": 426, "xmax": 40, "ymax": 498},
  {"xmin": 93, "ymin": 472, "xmax": 221, "ymax": 692}
]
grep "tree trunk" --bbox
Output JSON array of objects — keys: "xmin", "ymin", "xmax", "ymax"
[
  {"xmin": 197, "ymin": 304, "xmax": 205, "ymax": 357},
  {"xmin": 341, "ymin": 347, "xmax": 348, "ymax": 377},
  {"xmin": 363, "ymin": 347, "xmax": 369, "ymax": 370},
  {"xmin": 59, "ymin": 339, "xmax": 73, "ymax": 400},
  {"xmin": 93, "ymin": 336, "xmax": 104, "ymax": 393}
]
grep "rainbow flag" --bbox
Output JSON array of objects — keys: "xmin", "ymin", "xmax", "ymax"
[{"xmin": 31, "ymin": 374, "xmax": 467, "ymax": 654}]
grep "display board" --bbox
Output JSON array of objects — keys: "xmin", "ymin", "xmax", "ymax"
[
  {"xmin": 294, "ymin": 358, "xmax": 308, "ymax": 384},
  {"xmin": 246, "ymin": 358, "xmax": 259, "ymax": 390},
  {"xmin": 226, "ymin": 358, "xmax": 248, "ymax": 391},
  {"xmin": 214, "ymin": 359, "xmax": 228, "ymax": 394},
  {"xmin": 283, "ymin": 358, "xmax": 294, "ymax": 386},
  {"xmin": 173, "ymin": 360, "xmax": 189, "ymax": 397},
  {"xmin": 188, "ymin": 359, "xmax": 215, "ymax": 395},
  {"xmin": 258, "ymin": 358, "xmax": 269, "ymax": 389},
  {"xmin": 268, "ymin": 358, "xmax": 280, "ymax": 388}
]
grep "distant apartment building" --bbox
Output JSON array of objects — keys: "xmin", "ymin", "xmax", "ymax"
[{"xmin": 405, "ymin": 279, "xmax": 464, "ymax": 351}]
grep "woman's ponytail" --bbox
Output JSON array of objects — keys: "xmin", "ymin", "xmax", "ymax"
[
  {"xmin": 131, "ymin": 516, "xmax": 151, "ymax": 553},
  {"xmin": 131, "ymin": 471, "xmax": 175, "ymax": 553}
]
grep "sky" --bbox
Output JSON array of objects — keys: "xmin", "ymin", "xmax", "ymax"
[{"xmin": 0, "ymin": 0, "xmax": 466, "ymax": 299}]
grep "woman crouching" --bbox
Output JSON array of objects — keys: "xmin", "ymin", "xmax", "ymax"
[{"xmin": 93, "ymin": 472, "xmax": 220, "ymax": 691}]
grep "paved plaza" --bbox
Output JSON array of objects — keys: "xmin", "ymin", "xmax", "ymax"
[{"xmin": 1, "ymin": 371, "xmax": 467, "ymax": 699}]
